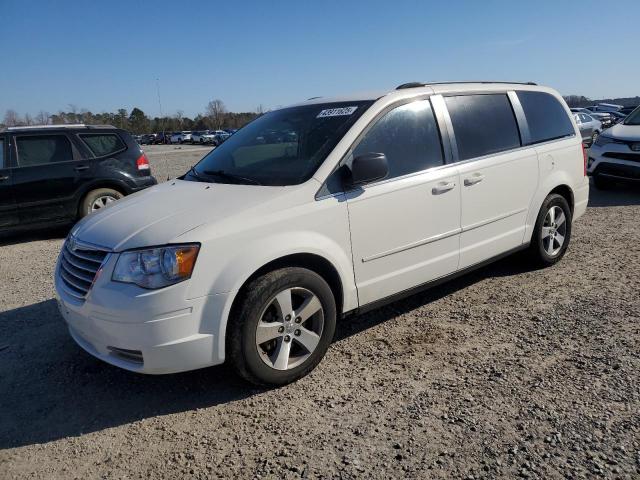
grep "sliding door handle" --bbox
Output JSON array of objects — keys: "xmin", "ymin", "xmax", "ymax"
[
  {"xmin": 432, "ymin": 181, "xmax": 456, "ymax": 195},
  {"xmin": 464, "ymin": 174, "xmax": 484, "ymax": 186}
]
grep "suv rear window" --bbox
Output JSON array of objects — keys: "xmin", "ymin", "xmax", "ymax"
[
  {"xmin": 516, "ymin": 91, "xmax": 575, "ymax": 144},
  {"xmin": 16, "ymin": 135, "xmax": 73, "ymax": 167},
  {"xmin": 80, "ymin": 133, "xmax": 126, "ymax": 157},
  {"xmin": 445, "ymin": 94, "xmax": 521, "ymax": 161}
]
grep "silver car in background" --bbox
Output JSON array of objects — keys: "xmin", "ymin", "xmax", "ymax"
[{"xmin": 573, "ymin": 113, "xmax": 602, "ymax": 145}]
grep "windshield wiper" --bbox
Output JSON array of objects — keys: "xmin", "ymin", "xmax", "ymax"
[
  {"xmin": 186, "ymin": 165, "xmax": 212, "ymax": 182},
  {"xmin": 203, "ymin": 170, "xmax": 262, "ymax": 185}
]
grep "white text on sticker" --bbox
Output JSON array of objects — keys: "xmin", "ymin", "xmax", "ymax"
[{"xmin": 316, "ymin": 106, "xmax": 358, "ymax": 118}]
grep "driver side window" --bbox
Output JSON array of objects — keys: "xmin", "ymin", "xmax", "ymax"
[{"xmin": 353, "ymin": 100, "xmax": 444, "ymax": 180}]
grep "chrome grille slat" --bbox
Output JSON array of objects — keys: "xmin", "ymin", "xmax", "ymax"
[
  {"xmin": 57, "ymin": 237, "xmax": 109, "ymax": 300},
  {"xmin": 61, "ymin": 248, "xmax": 98, "ymax": 273},
  {"xmin": 60, "ymin": 258, "xmax": 95, "ymax": 283}
]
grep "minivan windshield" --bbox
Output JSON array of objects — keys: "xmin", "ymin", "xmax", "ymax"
[
  {"xmin": 624, "ymin": 107, "xmax": 640, "ymax": 126},
  {"xmin": 184, "ymin": 101, "xmax": 373, "ymax": 186}
]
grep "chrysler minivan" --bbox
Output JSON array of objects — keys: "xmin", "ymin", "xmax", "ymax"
[{"xmin": 55, "ymin": 82, "xmax": 589, "ymax": 385}]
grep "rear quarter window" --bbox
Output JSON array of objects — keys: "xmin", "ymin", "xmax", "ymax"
[
  {"xmin": 516, "ymin": 91, "xmax": 575, "ymax": 144},
  {"xmin": 79, "ymin": 133, "xmax": 126, "ymax": 157}
]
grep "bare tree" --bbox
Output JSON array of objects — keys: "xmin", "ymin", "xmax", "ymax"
[
  {"xmin": 68, "ymin": 104, "xmax": 79, "ymax": 123},
  {"xmin": 175, "ymin": 109, "xmax": 184, "ymax": 129},
  {"xmin": 35, "ymin": 111, "xmax": 51, "ymax": 125},
  {"xmin": 206, "ymin": 99, "xmax": 227, "ymax": 129},
  {"xmin": 256, "ymin": 104, "xmax": 265, "ymax": 115},
  {"xmin": 24, "ymin": 113, "xmax": 33, "ymax": 126},
  {"xmin": 3, "ymin": 109, "xmax": 21, "ymax": 127}
]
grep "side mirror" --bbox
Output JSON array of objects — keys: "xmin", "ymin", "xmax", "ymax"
[{"xmin": 347, "ymin": 152, "xmax": 389, "ymax": 187}]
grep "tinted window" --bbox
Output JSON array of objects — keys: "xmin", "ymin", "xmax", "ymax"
[
  {"xmin": 445, "ymin": 94, "xmax": 521, "ymax": 161},
  {"xmin": 353, "ymin": 100, "xmax": 443, "ymax": 179},
  {"xmin": 80, "ymin": 133, "xmax": 126, "ymax": 157},
  {"xmin": 0, "ymin": 139, "xmax": 4, "ymax": 168},
  {"xmin": 581, "ymin": 114, "xmax": 592, "ymax": 123},
  {"xmin": 16, "ymin": 135, "xmax": 73, "ymax": 167},
  {"xmin": 517, "ymin": 91, "xmax": 575, "ymax": 144}
]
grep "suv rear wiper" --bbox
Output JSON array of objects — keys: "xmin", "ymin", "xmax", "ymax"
[{"xmin": 203, "ymin": 170, "xmax": 262, "ymax": 185}]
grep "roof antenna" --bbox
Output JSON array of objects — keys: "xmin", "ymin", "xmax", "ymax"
[{"xmin": 156, "ymin": 77, "xmax": 170, "ymax": 182}]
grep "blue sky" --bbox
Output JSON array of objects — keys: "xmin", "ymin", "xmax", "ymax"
[{"xmin": 1, "ymin": 0, "xmax": 638, "ymax": 118}]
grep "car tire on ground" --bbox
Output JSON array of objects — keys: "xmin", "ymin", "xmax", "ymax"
[
  {"xmin": 528, "ymin": 193, "xmax": 572, "ymax": 267},
  {"xmin": 227, "ymin": 267, "xmax": 337, "ymax": 386},
  {"xmin": 79, "ymin": 188, "xmax": 123, "ymax": 218}
]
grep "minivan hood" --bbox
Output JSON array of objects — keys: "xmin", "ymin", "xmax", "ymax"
[
  {"xmin": 71, "ymin": 180, "xmax": 299, "ymax": 251},
  {"xmin": 605, "ymin": 123, "xmax": 640, "ymax": 141}
]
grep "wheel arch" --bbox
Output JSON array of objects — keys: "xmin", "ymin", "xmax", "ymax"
[
  {"xmin": 75, "ymin": 180, "xmax": 130, "ymax": 215},
  {"xmin": 549, "ymin": 184, "xmax": 574, "ymax": 214}
]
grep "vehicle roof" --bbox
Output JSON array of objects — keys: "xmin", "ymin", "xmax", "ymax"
[
  {"xmin": 289, "ymin": 81, "xmax": 555, "ymax": 108},
  {"xmin": 3, "ymin": 124, "xmax": 118, "ymax": 133}
]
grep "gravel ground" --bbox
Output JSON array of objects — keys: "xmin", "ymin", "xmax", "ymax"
[{"xmin": 1, "ymin": 146, "xmax": 639, "ymax": 479}]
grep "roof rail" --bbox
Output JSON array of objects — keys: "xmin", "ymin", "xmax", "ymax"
[
  {"xmin": 396, "ymin": 81, "xmax": 537, "ymax": 90},
  {"xmin": 6, "ymin": 123, "xmax": 117, "ymax": 131}
]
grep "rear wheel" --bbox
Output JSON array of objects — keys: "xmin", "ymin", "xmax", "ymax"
[
  {"xmin": 227, "ymin": 267, "xmax": 337, "ymax": 386},
  {"xmin": 528, "ymin": 193, "xmax": 572, "ymax": 267},
  {"xmin": 79, "ymin": 188, "xmax": 123, "ymax": 218}
]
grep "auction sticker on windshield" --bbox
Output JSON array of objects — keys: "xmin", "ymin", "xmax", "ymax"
[{"xmin": 316, "ymin": 106, "xmax": 358, "ymax": 118}]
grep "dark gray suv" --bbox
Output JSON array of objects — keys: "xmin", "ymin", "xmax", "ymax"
[{"xmin": 0, "ymin": 124, "xmax": 157, "ymax": 230}]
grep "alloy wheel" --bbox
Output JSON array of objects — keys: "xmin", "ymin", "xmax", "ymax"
[
  {"xmin": 541, "ymin": 206, "xmax": 567, "ymax": 257},
  {"xmin": 91, "ymin": 195, "xmax": 117, "ymax": 212},
  {"xmin": 255, "ymin": 287, "xmax": 324, "ymax": 371}
]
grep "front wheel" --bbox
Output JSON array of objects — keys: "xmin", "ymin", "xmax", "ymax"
[
  {"xmin": 227, "ymin": 267, "xmax": 337, "ymax": 386},
  {"xmin": 528, "ymin": 193, "xmax": 572, "ymax": 267}
]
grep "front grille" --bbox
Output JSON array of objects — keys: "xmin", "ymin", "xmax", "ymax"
[
  {"xmin": 602, "ymin": 152, "xmax": 640, "ymax": 162},
  {"xmin": 58, "ymin": 237, "xmax": 110, "ymax": 300}
]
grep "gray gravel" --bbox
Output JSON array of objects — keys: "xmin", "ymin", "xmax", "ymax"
[{"xmin": 1, "ymin": 146, "xmax": 639, "ymax": 479}]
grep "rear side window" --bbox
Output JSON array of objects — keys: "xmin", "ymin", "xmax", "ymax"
[
  {"xmin": 353, "ymin": 100, "xmax": 444, "ymax": 179},
  {"xmin": 80, "ymin": 133, "xmax": 126, "ymax": 157},
  {"xmin": 445, "ymin": 94, "xmax": 521, "ymax": 161},
  {"xmin": 16, "ymin": 135, "xmax": 73, "ymax": 167},
  {"xmin": 516, "ymin": 91, "xmax": 575, "ymax": 144}
]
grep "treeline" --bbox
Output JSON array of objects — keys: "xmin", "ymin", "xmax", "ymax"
[
  {"xmin": 1, "ymin": 99, "xmax": 262, "ymax": 134},
  {"xmin": 563, "ymin": 95, "xmax": 640, "ymax": 108}
]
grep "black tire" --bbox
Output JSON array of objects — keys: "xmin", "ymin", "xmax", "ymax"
[
  {"xmin": 528, "ymin": 193, "xmax": 572, "ymax": 267},
  {"xmin": 593, "ymin": 174, "xmax": 614, "ymax": 190},
  {"xmin": 79, "ymin": 188, "xmax": 123, "ymax": 218},
  {"xmin": 227, "ymin": 267, "xmax": 337, "ymax": 386}
]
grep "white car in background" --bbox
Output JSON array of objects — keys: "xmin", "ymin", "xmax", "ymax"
[
  {"xmin": 587, "ymin": 106, "xmax": 640, "ymax": 189},
  {"xmin": 201, "ymin": 130, "xmax": 230, "ymax": 146},
  {"xmin": 170, "ymin": 131, "xmax": 192, "ymax": 144},
  {"xmin": 55, "ymin": 81, "xmax": 588, "ymax": 386}
]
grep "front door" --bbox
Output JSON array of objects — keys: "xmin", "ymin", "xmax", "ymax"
[{"xmin": 345, "ymin": 99, "xmax": 461, "ymax": 306}]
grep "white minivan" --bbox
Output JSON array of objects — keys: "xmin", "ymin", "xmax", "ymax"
[{"xmin": 55, "ymin": 82, "xmax": 589, "ymax": 385}]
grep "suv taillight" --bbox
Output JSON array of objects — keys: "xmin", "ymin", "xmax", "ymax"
[
  {"xmin": 136, "ymin": 152, "xmax": 150, "ymax": 171},
  {"xmin": 582, "ymin": 145, "xmax": 587, "ymax": 176}
]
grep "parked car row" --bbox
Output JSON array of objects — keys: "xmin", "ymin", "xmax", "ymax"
[{"xmin": 134, "ymin": 129, "xmax": 237, "ymax": 146}]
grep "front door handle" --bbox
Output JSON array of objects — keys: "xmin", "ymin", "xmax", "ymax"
[
  {"xmin": 464, "ymin": 174, "xmax": 484, "ymax": 186},
  {"xmin": 74, "ymin": 165, "xmax": 89, "ymax": 172},
  {"xmin": 0, "ymin": 175, "xmax": 9, "ymax": 181},
  {"xmin": 432, "ymin": 181, "xmax": 456, "ymax": 195}
]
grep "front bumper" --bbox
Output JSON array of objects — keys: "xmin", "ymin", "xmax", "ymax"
[
  {"xmin": 55, "ymin": 253, "xmax": 229, "ymax": 374},
  {"xmin": 587, "ymin": 143, "xmax": 640, "ymax": 181}
]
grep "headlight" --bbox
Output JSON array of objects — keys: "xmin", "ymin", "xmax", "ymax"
[
  {"xmin": 112, "ymin": 244, "xmax": 200, "ymax": 289},
  {"xmin": 594, "ymin": 135, "xmax": 620, "ymax": 147}
]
